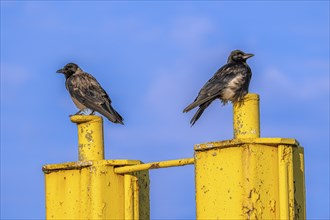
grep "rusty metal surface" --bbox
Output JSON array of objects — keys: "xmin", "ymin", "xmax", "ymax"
[{"xmin": 194, "ymin": 137, "xmax": 300, "ymax": 151}]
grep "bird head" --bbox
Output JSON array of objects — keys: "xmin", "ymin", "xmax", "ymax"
[
  {"xmin": 56, "ymin": 63, "xmax": 80, "ymax": 77},
  {"xmin": 227, "ymin": 50, "xmax": 254, "ymax": 63}
]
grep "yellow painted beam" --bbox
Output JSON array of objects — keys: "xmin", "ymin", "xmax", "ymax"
[
  {"xmin": 114, "ymin": 158, "xmax": 194, "ymax": 174},
  {"xmin": 278, "ymin": 145, "xmax": 290, "ymax": 219},
  {"xmin": 42, "ymin": 160, "xmax": 141, "ymax": 173},
  {"xmin": 195, "ymin": 137, "xmax": 299, "ymax": 150},
  {"xmin": 133, "ymin": 175, "xmax": 140, "ymax": 220},
  {"xmin": 124, "ymin": 174, "xmax": 134, "ymax": 220}
]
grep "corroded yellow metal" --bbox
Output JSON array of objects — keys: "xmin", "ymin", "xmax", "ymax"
[
  {"xmin": 70, "ymin": 115, "xmax": 104, "ymax": 161},
  {"xmin": 233, "ymin": 93, "xmax": 260, "ymax": 138},
  {"xmin": 43, "ymin": 160, "xmax": 150, "ymax": 219},
  {"xmin": 125, "ymin": 174, "xmax": 134, "ymax": 220},
  {"xmin": 124, "ymin": 174, "xmax": 144, "ymax": 220},
  {"xmin": 194, "ymin": 93, "xmax": 306, "ymax": 219},
  {"xmin": 44, "ymin": 94, "xmax": 306, "ymax": 219},
  {"xmin": 43, "ymin": 115, "xmax": 150, "ymax": 219},
  {"xmin": 115, "ymin": 158, "xmax": 194, "ymax": 174}
]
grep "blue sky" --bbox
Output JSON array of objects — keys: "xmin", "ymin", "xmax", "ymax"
[{"xmin": 1, "ymin": 1, "xmax": 329, "ymax": 219}]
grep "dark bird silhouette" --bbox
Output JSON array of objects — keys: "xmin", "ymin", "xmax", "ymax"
[
  {"xmin": 57, "ymin": 63, "xmax": 124, "ymax": 124},
  {"xmin": 183, "ymin": 50, "xmax": 254, "ymax": 126}
]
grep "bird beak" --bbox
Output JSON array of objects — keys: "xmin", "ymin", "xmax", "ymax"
[
  {"xmin": 56, "ymin": 68, "xmax": 64, "ymax": 73},
  {"xmin": 243, "ymin": 53, "xmax": 254, "ymax": 59}
]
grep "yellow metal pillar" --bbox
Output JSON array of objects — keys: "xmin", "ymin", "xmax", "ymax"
[
  {"xmin": 194, "ymin": 93, "xmax": 306, "ymax": 219},
  {"xmin": 71, "ymin": 115, "xmax": 104, "ymax": 161},
  {"xmin": 233, "ymin": 93, "xmax": 260, "ymax": 138},
  {"xmin": 43, "ymin": 115, "xmax": 150, "ymax": 219}
]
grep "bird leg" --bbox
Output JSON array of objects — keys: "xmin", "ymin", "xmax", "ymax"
[
  {"xmin": 89, "ymin": 110, "xmax": 95, "ymax": 115},
  {"xmin": 75, "ymin": 110, "xmax": 83, "ymax": 115},
  {"xmin": 74, "ymin": 109, "xmax": 87, "ymax": 115}
]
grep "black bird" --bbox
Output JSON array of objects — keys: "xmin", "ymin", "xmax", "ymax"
[
  {"xmin": 57, "ymin": 63, "xmax": 124, "ymax": 124},
  {"xmin": 183, "ymin": 50, "xmax": 254, "ymax": 126}
]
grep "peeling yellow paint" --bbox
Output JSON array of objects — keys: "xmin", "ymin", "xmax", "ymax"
[
  {"xmin": 43, "ymin": 95, "xmax": 305, "ymax": 220},
  {"xmin": 195, "ymin": 94, "xmax": 306, "ymax": 220},
  {"xmin": 43, "ymin": 115, "xmax": 150, "ymax": 219}
]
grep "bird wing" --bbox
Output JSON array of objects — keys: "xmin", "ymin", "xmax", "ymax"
[
  {"xmin": 66, "ymin": 72, "xmax": 123, "ymax": 124},
  {"xmin": 183, "ymin": 63, "xmax": 241, "ymax": 112}
]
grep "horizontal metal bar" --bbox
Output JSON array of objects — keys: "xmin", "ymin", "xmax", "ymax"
[{"xmin": 114, "ymin": 158, "xmax": 194, "ymax": 174}]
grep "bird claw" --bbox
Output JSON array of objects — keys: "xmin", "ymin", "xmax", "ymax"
[
  {"xmin": 75, "ymin": 110, "xmax": 84, "ymax": 115},
  {"xmin": 234, "ymin": 100, "xmax": 244, "ymax": 107},
  {"xmin": 76, "ymin": 108, "xmax": 93, "ymax": 115}
]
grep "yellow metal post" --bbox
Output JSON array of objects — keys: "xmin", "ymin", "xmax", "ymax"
[
  {"xmin": 194, "ymin": 93, "xmax": 306, "ymax": 219},
  {"xmin": 233, "ymin": 93, "xmax": 260, "ymax": 138},
  {"xmin": 70, "ymin": 115, "xmax": 104, "ymax": 161},
  {"xmin": 43, "ymin": 115, "xmax": 150, "ymax": 219}
]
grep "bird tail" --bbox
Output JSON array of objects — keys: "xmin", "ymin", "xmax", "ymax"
[
  {"xmin": 183, "ymin": 101, "xmax": 198, "ymax": 113},
  {"xmin": 98, "ymin": 103, "xmax": 124, "ymax": 125},
  {"xmin": 183, "ymin": 95, "xmax": 215, "ymax": 113},
  {"xmin": 107, "ymin": 105, "xmax": 124, "ymax": 125},
  {"xmin": 190, "ymin": 100, "xmax": 212, "ymax": 126}
]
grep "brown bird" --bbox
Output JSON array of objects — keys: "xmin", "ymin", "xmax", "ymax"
[
  {"xmin": 57, "ymin": 63, "xmax": 124, "ymax": 124},
  {"xmin": 183, "ymin": 50, "xmax": 254, "ymax": 126}
]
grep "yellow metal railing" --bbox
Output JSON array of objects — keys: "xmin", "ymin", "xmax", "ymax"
[
  {"xmin": 114, "ymin": 158, "xmax": 194, "ymax": 174},
  {"xmin": 43, "ymin": 93, "xmax": 306, "ymax": 220}
]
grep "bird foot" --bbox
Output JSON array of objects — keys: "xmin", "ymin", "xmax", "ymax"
[
  {"xmin": 74, "ymin": 110, "xmax": 84, "ymax": 115},
  {"xmin": 233, "ymin": 100, "xmax": 244, "ymax": 107}
]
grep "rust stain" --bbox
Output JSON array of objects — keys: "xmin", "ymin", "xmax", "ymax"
[
  {"xmin": 85, "ymin": 130, "xmax": 94, "ymax": 143},
  {"xmin": 269, "ymin": 199, "xmax": 276, "ymax": 213},
  {"xmin": 150, "ymin": 163, "xmax": 160, "ymax": 169},
  {"xmin": 201, "ymin": 185, "xmax": 209, "ymax": 194},
  {"xmin": 242, "ymin": 188, "xmax": 264, "ymax": 219}
]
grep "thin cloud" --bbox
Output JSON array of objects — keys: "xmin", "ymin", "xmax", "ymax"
[
  {"xmin": 262, "ymin": 66, "xmax": 329, "ymax": 100},
  {"xmin": 169, "ymin": 16, "xmax": 215, "ymax": 48},
  {"xmin": 1, "ymin": 63, "xmax": 30, "ymax": 87}
]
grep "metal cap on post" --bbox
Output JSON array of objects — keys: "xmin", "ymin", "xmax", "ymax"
[
  {"xmin": 233, "ymin": 93, "xmax": 260, "ymax": 139},
  {"xmin": 70, "ymin": 115, "xmax": 104, "ymax": 161}
]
